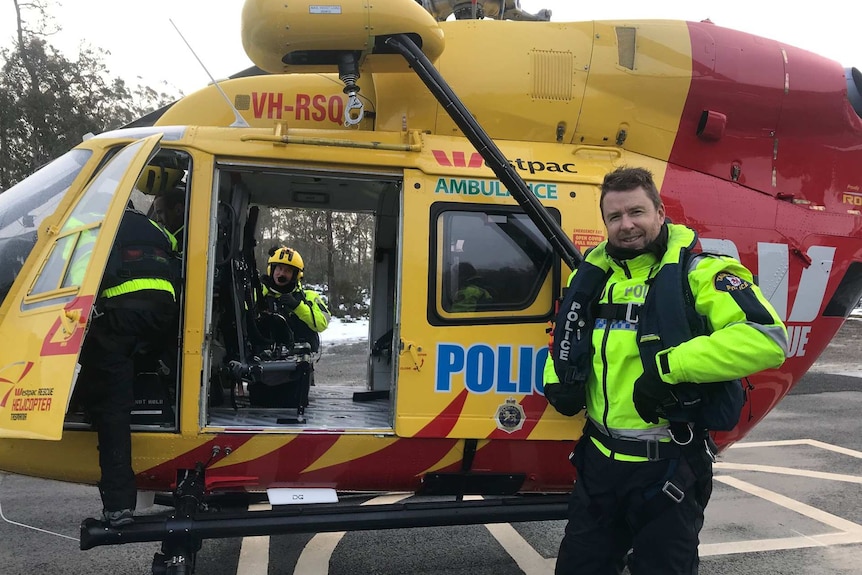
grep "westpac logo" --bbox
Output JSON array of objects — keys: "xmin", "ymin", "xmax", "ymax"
[
  {"xmin": 431, "ymin": 150, "xmax": 577, "ymax": 175},
  {"xmin": 0, "ymin": 361, "xmax": 34, "ymax": 408},
  {"xmin": 432, "ymin": 150, "xmax": 483, "ymax": 169},
  {"xmin": 702, "ymin": 238, "xmax": 835, "ymax": 358}
]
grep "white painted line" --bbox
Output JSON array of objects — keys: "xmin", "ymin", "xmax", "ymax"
[
  {"xmin": 294, "ymin": 493, "xmax": 412, "ymax": 575},
  {"xmin": 467, "ymin": 495, "xmax": 555, "ymax": 574},
  {"xmin": 715, "ymin": 462, "xmax": 862, "ymax": 484},
  {"xmin": 715, "ymin": 476, "xmax": 862, "ymax": 533},
  {"xmin": 729, "ymin": 438, "xmax": 862, "ymax": 459},
  {"xmin": 294, "ymin": 533, "xmax": 343, "ymax": 575},
  {"xmin": 700, "ymin": 530, "xmax": 862, "ymax": 556},
  {"xmin": 702, "ymin": 476, "xmax": 862, "ymax": 557},
  {"xmin": 237, "ymin": 502, "xmax": 272, "ymax": 575},
  {"xmin": 485, "ymin": 522, "xmax": 555, "ymax": 575},
  {"xmin": 803, "ymin": 439, "xmax": 862, "ymax": 459},
  {"xmin": 730, "ymin": 439, "xmax": 814, "ymax": 448}
]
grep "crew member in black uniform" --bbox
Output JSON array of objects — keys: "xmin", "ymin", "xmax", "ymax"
[{"xmin": 76, "ymin": 208, "xmax": 179, "ymax": 527}]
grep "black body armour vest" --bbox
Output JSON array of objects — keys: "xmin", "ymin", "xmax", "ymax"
[
  {"xmin": 102, "ymin": 210, "xmax": 176, "ymax": 291},
  {"xmin": 552, "ymin": 246, "xmax": 744, "ymax": 431}
]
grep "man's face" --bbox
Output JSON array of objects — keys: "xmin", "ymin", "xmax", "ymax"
[
  {"xmin": 601, "ymin": 187, "xmax": 665, "ymax": 251},
  {"xmin": 153, "ymin": 196, "xmax": 183, "ymax": 233},
  {"xmin": 272, "ymin": 263, "xmax": 296, "ymax": 287}
]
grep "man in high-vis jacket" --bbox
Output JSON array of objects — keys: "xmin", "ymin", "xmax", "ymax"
[
  {"xmin": 152, "ymin": 187, "xmax": 185, "ymax": 254},
  {"xmin": 258, "ymin": 246, "xmax": 330, "ymax": 350},
  {"xmin": 77, "ymin": 208, "xmax": 179, "ymax": 528},
  {"xmin": 543, "ymin": 167, "xmax": 788, "ymax": 574}
]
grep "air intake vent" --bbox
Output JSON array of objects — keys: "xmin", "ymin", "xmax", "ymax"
[
  {"xmin": 530, "ymin": 50, "xmax": 574, "ymax": 101},
  {"xmin": 616, "ymin": 27, "xmax": 636, "ymax": 70}
]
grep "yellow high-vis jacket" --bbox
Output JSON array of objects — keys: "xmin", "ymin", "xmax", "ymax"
[{"xmin": 544, "ymin": 224, "xmax": 787, "ymax": 458}]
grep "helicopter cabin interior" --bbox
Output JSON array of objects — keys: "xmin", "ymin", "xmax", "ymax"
[{"xmin": 202, "ymin": 161, "xmax": 403, "ymax": 431}]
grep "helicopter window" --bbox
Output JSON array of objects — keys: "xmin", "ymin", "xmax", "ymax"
[
  {"xmin": 432, "ymin": 204, "xmax": 558, "ymax": 322},
  {"xmin": 23, "ymin": 140, "xmax": 150, "ymax": 306},
  {"xmin": 0, "ymin": 149, "xmax": 91, "ymax": 306},
  {"xmin": 30, "ymin": 235, "xmax": 76, "ymax": 294}
]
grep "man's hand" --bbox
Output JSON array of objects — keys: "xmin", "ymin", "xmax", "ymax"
[
  {"xmin": 632, "ymin": 374, "xmax": 675, "ymax": 424},
  {"xmin": 281, "ymin": 292, "xmax": 300, "ymax": 309},
  {"xmin": 544, "ymin": 382, "xmax": 585, "ymax": 416}
]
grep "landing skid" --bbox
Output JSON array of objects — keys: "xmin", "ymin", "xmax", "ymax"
[{"xmin": 80, "ymin": 473, "xmax": 568, "ymax": 575}]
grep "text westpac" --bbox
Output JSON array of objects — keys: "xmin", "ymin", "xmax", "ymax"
[{"xmin": 431, "ymin": 150, "xmax": 576, "ymax": 175}]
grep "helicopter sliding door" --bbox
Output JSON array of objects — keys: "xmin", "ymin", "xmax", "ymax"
[
  {"xmin": 0, "ymin": 135, "xmax": 163, "ymax": 440},
  {"xmin": 395, "ymin": 168, "xmax": 561, "ymax": 439}
]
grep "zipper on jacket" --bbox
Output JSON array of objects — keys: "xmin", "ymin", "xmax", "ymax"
[{"xmin": 600, "ymin": 284, "xmax": 615, "ymax": 457}]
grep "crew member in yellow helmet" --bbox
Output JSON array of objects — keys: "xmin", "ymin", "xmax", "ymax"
[{"xmin": 258, "ymin": 246, "xmax": 330, "ymax": 350}]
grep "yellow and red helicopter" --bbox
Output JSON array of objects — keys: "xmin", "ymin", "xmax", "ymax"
[{"xmin": 0, "ymin": 0, "xmax": 861, "ymax": 572}]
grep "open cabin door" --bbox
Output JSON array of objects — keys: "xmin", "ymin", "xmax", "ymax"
[
  {"xmin": 0, "ymin": 135, "xmax": 163, "ymax": 439},
  {"xmin": 395, "ymin": 168, "xmax": 563, "ymax": 440}
]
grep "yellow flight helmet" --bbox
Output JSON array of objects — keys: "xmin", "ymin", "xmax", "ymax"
[
  {"xmin": 267, "ymin": 246, "xmax": 304, "ymax": 278},
  {"xmin": 136, "ymin": 165, "xmax": 184, "ymax": 195}
]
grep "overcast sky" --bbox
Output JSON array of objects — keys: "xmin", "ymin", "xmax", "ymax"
[{"xmin": 1, "ymin": 0, "xmax": 859, "ymax": 95}]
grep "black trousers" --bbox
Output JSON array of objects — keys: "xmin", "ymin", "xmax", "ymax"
[
  {"xmin": 76, "ymin": 294, "xmax": 176, "ymax": 511},
  {"xmin": 555, "ymin": 437, "xmax": 713, "ymax": 575}
]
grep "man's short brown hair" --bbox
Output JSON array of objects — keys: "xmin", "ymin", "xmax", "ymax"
[{"xmin": 600, "ymin": 167, "xmax": 661, "ymax": 216}]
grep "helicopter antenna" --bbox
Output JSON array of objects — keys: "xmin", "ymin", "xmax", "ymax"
[{"xmin": 169, "ymin": 19, "xmax": 250, "ymax": 128}]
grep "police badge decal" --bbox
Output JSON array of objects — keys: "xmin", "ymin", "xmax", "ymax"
[{"xmin": 495, "ymin": 397, "xmax": 526, "ymax": 433}]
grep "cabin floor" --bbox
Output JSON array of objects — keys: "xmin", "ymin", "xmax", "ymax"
[{"xmin": 207, "ymin": 384, "xmax": 392, "ymax": 430}]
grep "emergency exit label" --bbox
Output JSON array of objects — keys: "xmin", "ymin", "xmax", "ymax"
[{"xmin": 309, "ymin": 5, "xmax": 342, "ymax": 14}]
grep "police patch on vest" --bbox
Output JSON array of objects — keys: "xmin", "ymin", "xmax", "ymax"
[{"xmin": 714, "ymin": 272, "xmax": 751, "ymax": 292}]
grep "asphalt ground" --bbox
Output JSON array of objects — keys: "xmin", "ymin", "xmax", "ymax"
[{"xmin": 1, "ymin": 321, "xmax": 861, "ymax": 574}]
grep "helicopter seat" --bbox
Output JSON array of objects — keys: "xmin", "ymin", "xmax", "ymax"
[{"xmin": 244, "ymin": 313, "xmax": 313, "ymax": 415}]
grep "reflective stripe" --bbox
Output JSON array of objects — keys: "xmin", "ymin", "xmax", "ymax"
[
  {"xmin": 588, "ymin": 416, "xmax": 670, "ymax": 442},
  {"xmin": 594, "ymin": 318, "xmax": 638, "ymax": 331},
  {"xmin": 101, "ymin": 278, "xmax": 175, "ymax": 300},
  {"xmin": 147, "ymin": 219, "xmax": 177, "ymax": 252},
  {"xmin": 750, "ymin": 322, "xmax": 790, "ymax": 356}
]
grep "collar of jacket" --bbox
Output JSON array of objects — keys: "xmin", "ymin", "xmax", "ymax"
[{"xmin": 587, "ymin": 224, "xmax": 697, "ymax": 274}]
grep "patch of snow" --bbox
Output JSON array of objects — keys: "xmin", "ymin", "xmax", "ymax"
[{"xmin": 320, "ymin": 317, "xmax": 369, "ymax": 345}]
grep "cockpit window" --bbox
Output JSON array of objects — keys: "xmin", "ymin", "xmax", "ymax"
[{"xmin": 0, "ymin": 149, "xmax": 92, "ymax": 305}]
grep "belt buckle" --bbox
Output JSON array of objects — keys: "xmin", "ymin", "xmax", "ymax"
[
  {"xmin": 624, "ymin": 302, "xmax": 639, "ymax": 324},
  {"xmin": 646, "ymin": 440, "xmax": 661, "ymax": 461},
  {"xmin": 662, "ymin": 481, "xmax": 685, "ymax": 503},
  {"xmin": 704, "ymin": 437, "xmax": 717, "ymax": 463}
]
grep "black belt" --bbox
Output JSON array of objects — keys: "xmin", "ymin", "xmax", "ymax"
[{"xmin": 584, "ymin": 420, "xmax": 682, "ymax": 461}]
